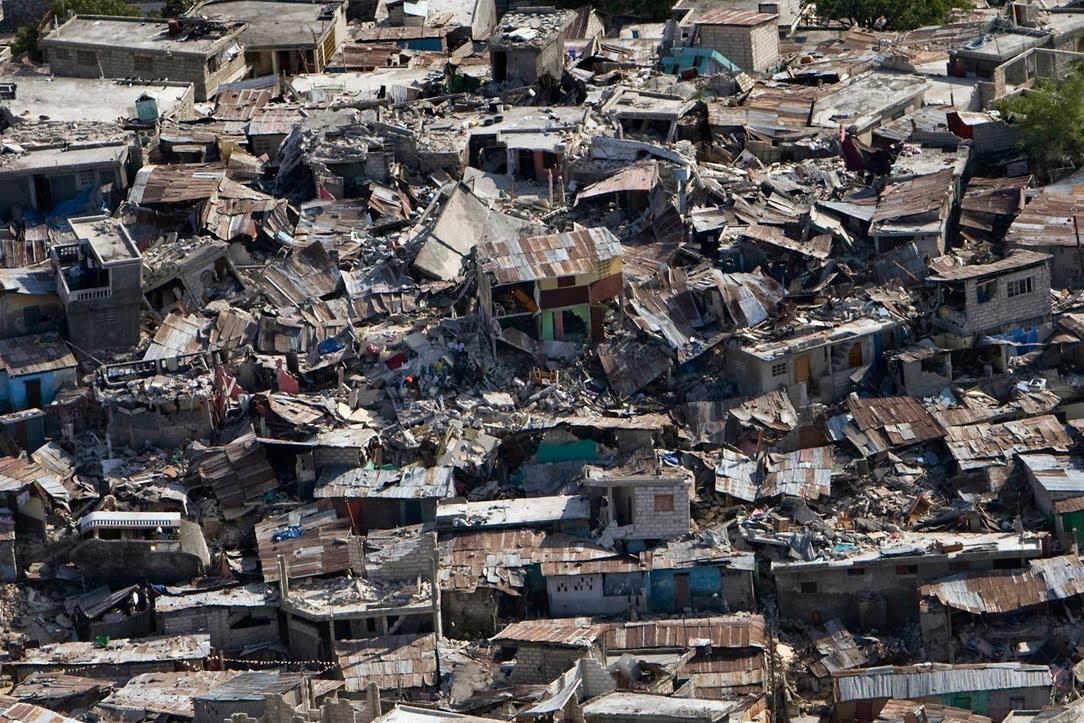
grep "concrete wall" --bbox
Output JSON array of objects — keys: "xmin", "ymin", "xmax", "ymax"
[
  {"xmin": 442, "ymin": 588, "xmax": 498, "ymax": 639},
  {"xmin": 0, "ymin": 366, "xmax": 76, "ymax": 412},
  {"xmin": 629, "ymin": 482, "xmax": 690, "ymax": 539},
  {"xmin": 955, "ymin": 262, "xmax": 1051, "ymax": 336},
  {"xmin": 41, "ymin": 41, "xmax": 244, "ymax": 102},
  {"xmin": 547, "ymin": 572, "xmax": 645, "ymax": 617},
  {"xmin": 0, "ymin": 293, "xmax": 64, "ymax": 338},
  {"xmin": 775, "ymin": 549, "xmax": 1042, "ymax": 630},
  {"xmin": 157, "ymin": 605, "xmax": 279, "ymax": 653},
  {"xmin": 107, "ymin": 401, "xmax": 215, "ymax": 449},
  {"xmin": 491, "ymin": 36, "xmax": 564, "ymax": 85},
  {"xmin": 697, "ymin": 20, "xmax": 778, "ymax": 72},
  {"xmin": 511, "ymin": 643, "xmax": 603, "ymax": 684}
]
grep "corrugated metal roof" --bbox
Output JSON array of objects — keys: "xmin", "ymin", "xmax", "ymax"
[
  {"xmin": 944, "ymin": 414, "xmax": 1072, "ymax": 466},
  {"xmin": 0, "ymin": 334, "xmax": 76, "ymax": 377},
  {"xmin": 481, "ymin": 227, "xmax": 623, "ymax": 285},
  {"xmin": 0, "ymin": 697, "xmax": 81, "ymax": 723},
  {"xmin": 492, "ymin": 618, "xmax": 608, "ymax": 647},
  {"xmin": 604, "ymin": 615, "xmax": 766, "ymax": 651},
  {"xmin": 834, "ymin": 663, "xmax": 1051, "ymax": 702},
  {"xmin": 1006, "ymin": 185, "xmax": 1084, "ymax": 249},
  {"xmin": 315, "ymin": 465, "xmax": 455, "ymax": 500},
  {"xmin": 97, "ymin": 671, "xmax": 241, "ymax": 718},
  {"xmin": 760, "ymin": 446, "xmax": 832, "ymax": 500},
  {"xmin": 255, "ymin": 503, "xmax": 362, "ymax": 582},
  {"xmin": 14, "ymin": 635, "xmax": 211, "ymax": 667},
  {"xmin": 336, "ymin": 633, "xmax": 437, "ymax": 692},
  {"xmin": 696, "ymin": 8, "xmax": 777, "ymax": 25},
  {"xmin": 846, "ymin": 396, "xmax": 944, "ymax": 448},
  {"xmin": 928, "ymin": 250, "xmax": 1051, "ymax": 282},
  {"xmin": 920, "ymin": 555, "xmax": 1084, "ymax": 614}
]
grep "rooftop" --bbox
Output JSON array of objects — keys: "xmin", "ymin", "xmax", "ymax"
[{"xmin": 42, "ymin": 15, "xmax": 242, "ymax": 54}]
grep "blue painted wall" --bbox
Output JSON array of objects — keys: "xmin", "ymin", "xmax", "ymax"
[
  {"xmin": 648, "ymin": 566, "xmax": 724, "ymax": 614},
  {"xmin": 0, "ymin": 370, "xmax": 65, "ymax": 411}
]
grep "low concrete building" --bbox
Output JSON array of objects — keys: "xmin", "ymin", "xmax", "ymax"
[
  {"xmin": 155, "ymin": 584, "xmax": 280, "ymax": 653},
  {"xmin": 477, "ymin": 227, "xmax": 624, "ymax": 347},
  {"xmin": 40, "ymin": 16, "xmax": 246, "ymax": 102},
  {"xmin": 488, "ymin": 7, "xmax": 575, "ymax": 85},
  {"xmin": 888, "ymin": 340, "xmax": 952, "ymax": 398},
  {"xmin": 832, "ymin": 663, "xmax": 1051, "ymax": 722},
  {"xmin": 491, "ymin": 617, "xmax": 609, "ymax": 684},
  {"xmin": 51, "ymin": 215, "xmax": 143, "ymax": 351},
  {"xmin": 772, "ymin": 532, "xmax": 1047, "ymax": 631},
  {"xmin": 928, "ymin": 250, "xmax": 1052, "ymax": 350},
  {"xmin": 727, "ymin": 316, "xmax": 902, "ymax": 407},
  {"xmin": 70, "ymin": 511, "xmax": 211, "ymax": 585},
  {"xmin": 0, "ymin": 268, "xmax": 62, "ymax": 339},
  {"xmin": 693, "ymin": 9, "xmax": 779, "ymax": 72},
  {"xmin": 0, "ymin": 74, "xmax": 195, "ymax": 126},
  {"xmin": 192, "ymin": 0, "xmax": 348, "ymax": 76},
  {"xmin": 584, "ymin": 474, "xmax": 692, "ymax": 541},
  {"xmin": 1017, "ymin": 453, "xmax": 1084, "ymax": 548},
  {"xmin": 0, "ymin": 333, "xmax": 77, "ymax": 412}
]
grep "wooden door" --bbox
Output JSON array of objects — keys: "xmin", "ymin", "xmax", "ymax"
[{"xmin": 794, "ymin": 354, "xmax": 811, "ymax": 383}]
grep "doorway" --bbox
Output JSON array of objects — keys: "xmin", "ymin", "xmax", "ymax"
[
  {"xmin": 674, "ymin": 573, "xmax": 690, "ymax": 610},
  {"xmin": 492, "ymin": 51, "xmax": 507, "ymax": 81},
  {"xmin": 24, "ymin": 379, "xmax": 42, "ymax": 409},
  {"xmin": 794, "ymin": 354, "xmax": 811, "ymax": 384}
]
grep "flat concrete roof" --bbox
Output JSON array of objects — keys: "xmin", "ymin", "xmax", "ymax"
[
  {"xmin": 1, "ymin": 75, "xmax": 192, "ymax": 124},
  {"xmin": 195, "ymin": 0, "xmax": 341, "ymax": 48},
  {"xmin": 42, "ymin": 15, "xmax": 239, "ymax": 55}
]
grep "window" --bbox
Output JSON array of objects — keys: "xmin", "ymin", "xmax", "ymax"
[
  {"xmin": 22, "ymin": 306, "xmax": 39, "ymax": 330},
  {"xmin": 770, "ymin": 362, "xmax": 788, "ymax": 377},
  {"xmin": 77, "ymin": 50, "xmax": 97, "ymax": 66},
  {"xmin": 976, "ymin": 280, "xmax": 997, "ymax": 303},
  {"xmin": 207, "ymin": 55, "xmax": 219, "ymax": 72},
  {"xmin": 993, "ymin": 558, "xmax": 1024, "ymax": 570},
  {"xmin": 51, "ymin": 48, "xmax": 70, "ymax": 61},
  {"xmin": 800, "ymin": 581, "xmax": 817, "ymax": 593},
  {"xmin": 557, "ymin": 275, "xmax": 576, "ymax": 288},
  {"xmin": 846, "ymin": 568, "xmax": 865, "ymax": 576},
  {"xmin": 1007, "ymin": 276, "xmax": 1034, "ymax": 298},
  {"xmin": 133, "ymin": 55, "xmax": 154, "ymax": 72},
  {"xmin": 654, "ymin": 494, "xmax": 674, "ymax": 512},
  {"xmin": 76, "ymin": 169, "xmax": 96, "ymax": 189},
  {"xmin": 949, "ymin": 560, "xmax": 970, "ymax": 572}
]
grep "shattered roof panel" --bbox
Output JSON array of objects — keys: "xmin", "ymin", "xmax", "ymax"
[
  {"xmin": 14, "ymin": 635, "xmax": 211, "ymax": 668},
  {"xmin": 315, "ymin": 466, "xmax": 455, "ymax": 500},
  {"xmin": 920, "ymin": 555, "xmax": 1084, "ymax": 614},
  {"xmin": 492, "ymin": 618, "xmax": 608, "ymax": 647},
  {"xmin": 481, "ymin": 227, "xmax": 623, "ymax": 285},
  {"xmin": 944, "ymin": 414, "xmax": 1072, "ymax": 467}
]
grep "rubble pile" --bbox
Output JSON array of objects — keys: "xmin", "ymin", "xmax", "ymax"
[{"xmin": 0, "ymin": 0, "xmax": 1080, "ymax": 721}]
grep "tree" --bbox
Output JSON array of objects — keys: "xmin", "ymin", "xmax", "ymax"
[
  {"xmin": 11, "ymin": 23, "xmax": 43, "ymax": 62},
  {"xmin": 997, "ymin": 62, "xmax": 1084, "ymax": 175},
  {"xmin": 811, "ymin": 0, "xmax": 969, "ymax": 30},
  {"xmin": 52, "ymin": 0, "xmax": 140, "ymax": 17}
]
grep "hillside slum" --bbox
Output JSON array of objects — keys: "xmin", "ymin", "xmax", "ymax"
[{"xmin": 0, "ymin": 0, "xmax": 1080, "ymax": 721}]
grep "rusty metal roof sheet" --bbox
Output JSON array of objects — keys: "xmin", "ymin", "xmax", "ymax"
[
  {"xmin": 846, "ymin": 396, "xmax": 944, "ymax": 448},
  {"xmin": 760, "ymin": 446, "xmax": 832, "ymax": 500},
  {"xmin": 740, "ymin": 224, "xmax": 831, "ymax": 260},
  {"xmin": 255, "ymin": 503, "xmax": 362, "ymax": 582},
  {"xmin": 0, "ymin": 697, "xmax": 81, "ymax": 723},
  {"xmin": 492, "ymin": 618, "xmax": 608, "ymax": 647},
  {"xmin": 213, "ymin": 88, "xmax": 272, "ymax": 121},
  {"xmin": 696, "ymin": 8, "xmax": 777, "ymax": 25},
  {"xmin": 540, "ymin": 555, "xmax": 646, "ymax": 576},
  {"xmin": 577, "ymin": 161, "xmax": 658, "ymax": 203},
  {"xmin": 928, "ymin": 250, "xmax": 1051, "ymax": 282},
  {"xmin": 0, "ymin": 334, "xmax": 76, "ymax": 377},
  {"xmin": 336, "ymin": 634, "xmax": 437, "ymax": 692},
  {"xmin": 96, "ymin": 671, "xmax": 241, "ymax": 719},
  {"xmin": 192, "ymin": 429, "xmax": 277, "ymax": 517},
  {"xmin": 604, "ymin": 615, "xmax": 766, "ymax": 651},
  {"xmin": 15, "ymin": 634, "xmax": 211, "ymax": 668},
  {"xmin": 129, "ymin": 164, "xmax": 225, "ymax": 205},
  {"xmin": 920, "ymin": 555, "xmax": 1084, "ymax": 615},
  {"xmin": 1006, "ymin": 186, "xmax": 1084, "ymax": 249},
  {"xmin": 943, "ymin": 414, "xmax": 1072, "ymax": 467},
  {"xmin": 481, "ymin": 227, "xmax": 623, "ymax": 285},
  {"xmin": 315, "ymin": 465, "xmax": 455, "ymax": 500},
  {"xmin": 439, "ymin": 529, "xmax": 614, "ymax": 593},
  {"xmin": 834, "ymin": 663, "xmax": 1051, "ymax": 702},
  {"xmin": 876, "ymin": 699, "xmax": 992, "ymax": 723}
]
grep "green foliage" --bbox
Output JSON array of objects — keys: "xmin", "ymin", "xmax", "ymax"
[
  {"xmin": 811, "ymin": 0, "xmax": 969, "ymax": 30},
  {"xmin": 161, "ymin": 0, "xmax": 198, "ymax": 18},
  {"xmin": 997, "ymin": 62, "xmax": 1084, "ymax": 174},
  {"xmin": 52, "ymin": 0, "xmax": 141, "ymax": 17},
  {"xmin": 11, "ymin": 23, "xmax": 42, "ymax": 62}
]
